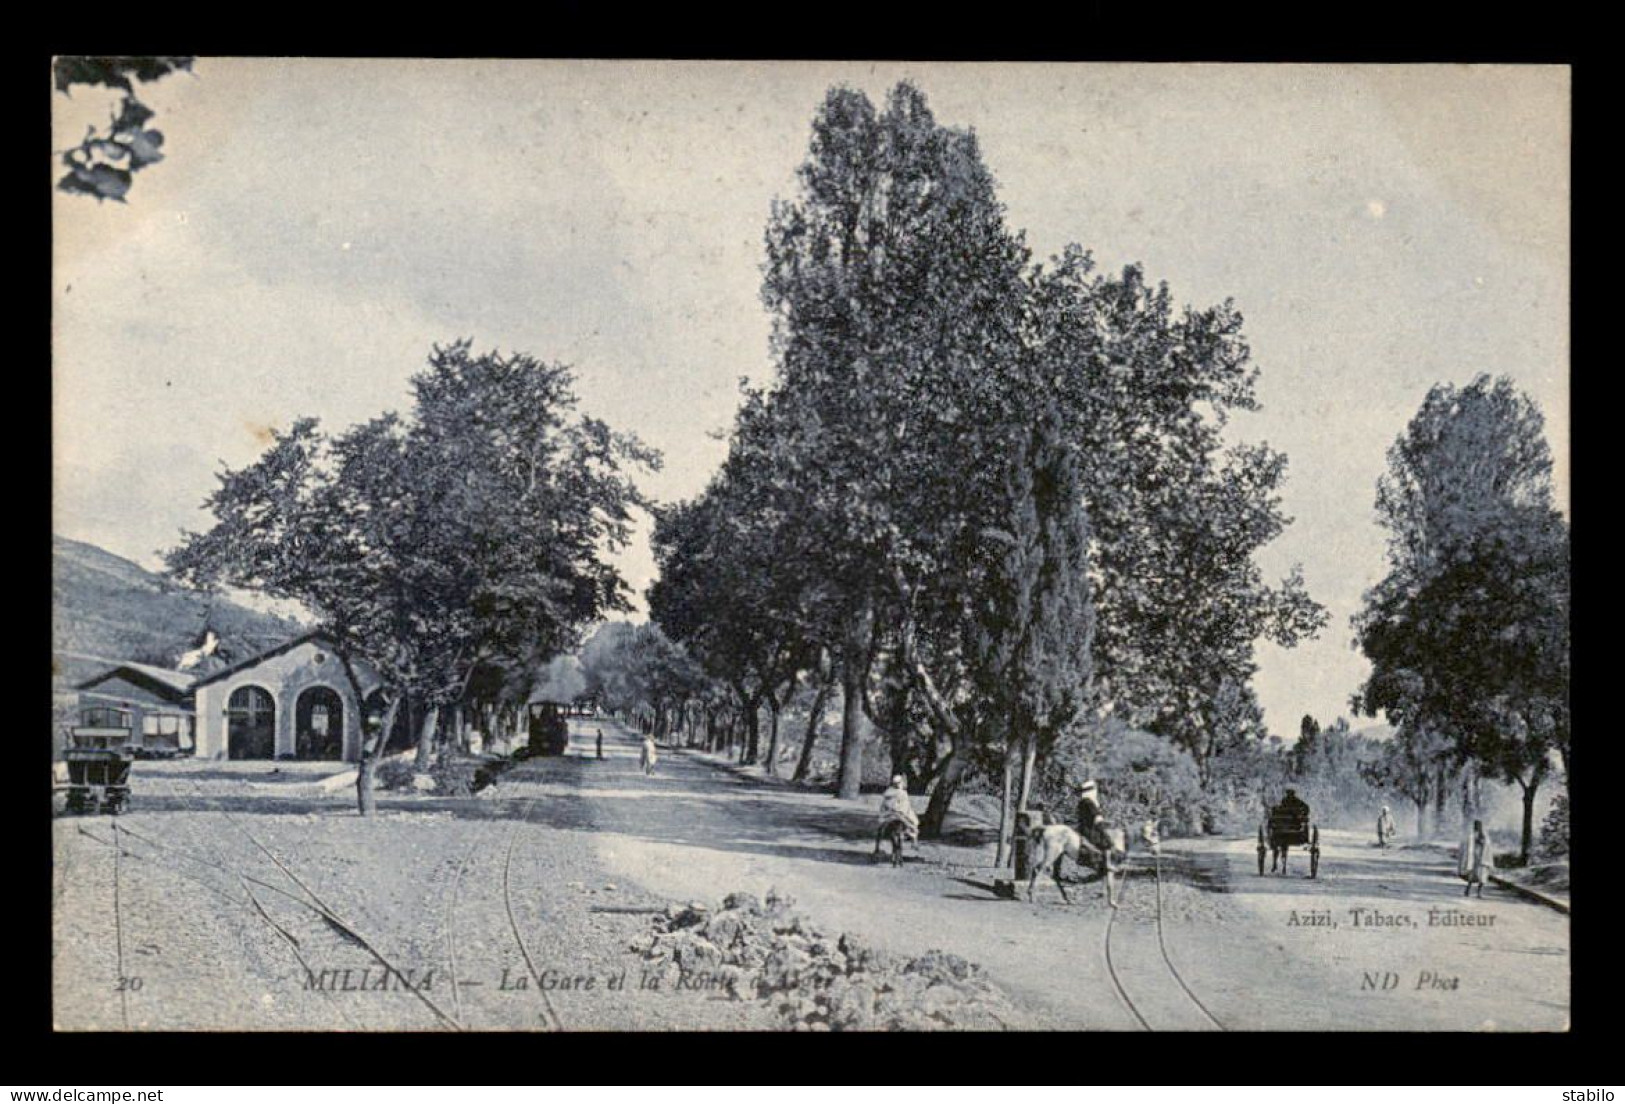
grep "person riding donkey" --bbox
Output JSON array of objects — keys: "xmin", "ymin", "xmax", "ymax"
[
  {"xmin": 874, "ymin": 775, "xmax": 920, "ymax": 860},
  {"xmin": 1024, "ymin": 778, "xmax": 1130, "ymax": 906},
  {"xmin": 1075, "ymin": 780, "xmax": 1121, "ymax": 877}
]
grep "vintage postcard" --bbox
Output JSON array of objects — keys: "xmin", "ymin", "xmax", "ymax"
[{"xmin": 51, "ymin": 59, "xmax": 1569, "ymax": 1032}]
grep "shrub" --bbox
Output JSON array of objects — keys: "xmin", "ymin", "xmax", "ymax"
[
  {"xmin": 1034, "ymin": 717, "xmax": 1205, "ymax": 837},
  {"xmin": 376, "ymin": 758, "xmax": 416, "ymax": 791},
  {"xmin": 429, "ymin": 757, "xmax": 480, "ymax": 796},
  {"xmin": 1537, "ymin": 791, "xmax": 1569, "ymax": 860},
  {"xmin": 428, "ymin": 755, "xmax": 512, "ymax": 796}
]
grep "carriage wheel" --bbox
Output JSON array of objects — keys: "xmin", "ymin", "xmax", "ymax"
[
  {"xmin": 1257, "ymin": 825, "xmax": 1267, "ymax": 876},
  {"xmin": 1309, "ymin": 826, "xmax": 1320, "ymax": 879}
]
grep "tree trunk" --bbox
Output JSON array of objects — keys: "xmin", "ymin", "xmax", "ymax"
[
  {"xmin": 794, "ymin": 680, "xmax": 831, "ymax": 783},
  {"xmin": 1457, "ymin": 762, "xmax": 1477, "ymax": 878},
  {"xmin": 920, "ymin": 749, "xmax": 967, "ymax": 839},
  {"xmin": 356, "ymin": 695, "xmax": 401, "ymax": 818},
  {"xmin": 1433, "ymin": 764, "xmax": 1448, "ymax": 838},
  {"xmin": 995, "ymin": 747, "xmax": 1015, "ymax": 869},
  {"xmin": 413, "ymin": 703, "xmax": 439, "ymax": 770},
  {"xmin": 1016, "ymin": 731, "xmax": 1037, "ymax": 816},
  {"xmin": 835, "ymin": 607, "xmax": 873, "ymax": 800},
  {"xmin": 743, "ymin": 696, "xmax": 761, "ymax": 765},
  {"xmin": 836, "ymin": 660, "xmax": 866, "ymax": 799},
  {"xmin": 764, "ymin": 701, "xmax": 782, "ymax": 777},
  {"xmin": 1518, "ymin": 761, "xmax": 1545, "ymax": 865}
]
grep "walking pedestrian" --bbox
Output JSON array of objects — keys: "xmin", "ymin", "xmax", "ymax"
[
  {"xmin": 1464, "ymin": 819, "xmax": 1491, "ymax": 898},
  {"xmin": 595, "ymin": 728, "xmax": 604, "ymax": 760},
  {"xmin": 640, "ymin": 732, "xmax": 658, "ymax": 776},
  {"xmin": 1377, "ymin": 804, "xmax": 1397, "ymax": 848}
]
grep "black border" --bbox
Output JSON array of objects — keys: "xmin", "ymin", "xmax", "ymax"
[{"xmin": 29, "ymin": 25, "xmax": 1594, "ymax": 1087}]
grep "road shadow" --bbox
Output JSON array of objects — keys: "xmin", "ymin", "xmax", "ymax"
[{"xmin": 1197, "ymin": 844, "xmax": 1493, "ymax": 906}]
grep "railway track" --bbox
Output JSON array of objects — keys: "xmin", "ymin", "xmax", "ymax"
[
  {"xmin": 1101, "ymin": 852, "xmax": 1227, "ymax": 1032},
  {"xmin": 499, "ymin": 785, "xmax": 565, "ymax": 1031},
  {"xmin": 110, "ymin": 820, "xmax": 131, "ymax": 1030},
  {"xmin": 72, "ymin": 766, "xmax": 576, "ymax": 1032},
  {"xmin": 178, "ymin": 777, "xmax": 467, "ymax": 1031},
  {"xmin": 77, "ymin": 780, "xmax": 368, "ymax": 1029},
  {"xmin": 77, "ymin": 776, "xmax": 464, "ymax": 1031}
]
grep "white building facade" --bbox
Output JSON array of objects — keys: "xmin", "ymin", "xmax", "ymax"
[{"xmin": 192, "ymin": 634, "xmax": 383, "ymax": 762}]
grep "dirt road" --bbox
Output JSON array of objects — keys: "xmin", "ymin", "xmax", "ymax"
[
  {"xmin": 52, "ymin": 718, "xmax": 1568, "ymax": 1031},
  {"xmin": 495, "ymin": 719, "xmax": 1570, "ymax": 1031}
]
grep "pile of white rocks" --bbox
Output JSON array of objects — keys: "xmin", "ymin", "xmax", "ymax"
[{"xmin": 630, "ymin": 887, "xmax": 1016, "ymax": 1030}]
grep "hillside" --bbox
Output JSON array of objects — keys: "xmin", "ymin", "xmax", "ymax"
[{"xmin": 52, "ymin": 535, "xmax": 307, "ymax": 689}]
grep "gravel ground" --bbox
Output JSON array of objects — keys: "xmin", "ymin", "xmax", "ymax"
[
  {"xmin": 53, "ymin": 727, "xmax": 1569, "ymax": 1032},
  {"xmin": 54, "ymin": 754, "xmax": 780, "ymax": 1031}
]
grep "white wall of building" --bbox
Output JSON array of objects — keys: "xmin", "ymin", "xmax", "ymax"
[{"xmin": 195, "ymin": 640, "xmax": 382, "ymax": 762}]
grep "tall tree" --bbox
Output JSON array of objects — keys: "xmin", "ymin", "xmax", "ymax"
[
  {"xmin": 1025, "ymin": 247, "xmax": 1327, "ymax": 778},
  {"xmin": 168, "ymin": 342, "xmax": 657, "ymax": 812},
  {"xmin": 1355, "ymin": 375, "xmax": 1569, "ymax": 862},
  {"xmin": 760, "ymin": 82, "xmax": 1032, "ymax": 799},
  {"xmin": 971, "ymin": 406, "xmax": 1096, "ymax": 863}
]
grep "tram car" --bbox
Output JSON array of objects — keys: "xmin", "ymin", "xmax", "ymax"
[
  {"xmin": 1258, "ymin": 789, "xmax": 1320, "ymax": 878},
  {"xmin": 61, "ymin": 704, "xmax": 136, "ymax": 815},
  {"xmin": 523, "ymin": 700, "xmax": 570, "ymax": 757}
]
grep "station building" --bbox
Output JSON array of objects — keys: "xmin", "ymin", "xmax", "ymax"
[
  {"xmin": 72, "ymin": 661, "xmax": 199, "ymax": 756},
  {"xmin": 191, "ymin": 631, "xmax": 384, "ymax": 762}
]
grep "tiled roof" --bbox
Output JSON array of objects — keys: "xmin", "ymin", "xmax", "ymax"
[
  {"xmin": 188, "ymin": 630, "xmax": 341, "ymax": 688},
  {"xmin": 72, "ymin": 658, "xmax": 197, "ymax": 698}
]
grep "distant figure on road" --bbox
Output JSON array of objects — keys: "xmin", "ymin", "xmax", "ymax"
[
  {"xmin": 596, "ymin": 728, "xmax": 604, "ymax": 760},
  {"xmin": 874, "ymin": 775, "xmax": 920, "ymax": 858},
  {"xmin": 640, "ymin": 733, "xmax": 658, "ymax": 776},
  {"xmin": 1377, "ymin": 805, "xmax": 1397, "ymax": 848},
  {"xmin": 1464, "ymin": 819, "xmax": 1491, "ymax": 898}
]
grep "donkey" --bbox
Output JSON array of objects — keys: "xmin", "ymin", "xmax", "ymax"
[{"xmin": 1026, "ymin": 822, "xmax": 1130, "ymax": 907}]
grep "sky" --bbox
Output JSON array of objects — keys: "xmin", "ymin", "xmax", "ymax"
[{"xmin": 52, "ymin": 60, "xmax": 1570, "ymax": 741}]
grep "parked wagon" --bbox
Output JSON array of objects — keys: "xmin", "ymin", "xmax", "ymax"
[
  {"xmin": 61, "ymin": 705, "xmax": 136, "ymax": 815},
  {"xmin": 1258, "ymin": 789, "xmax": 1320, "ymax": 878}
]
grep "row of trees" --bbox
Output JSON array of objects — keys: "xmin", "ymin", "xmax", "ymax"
[
  {"xmin": 168, "ymin": 341, "xmax": 659, "ymax": 812},
  {"xmin": 1353, "ymin": 375, "xmax": 1570, "ymax": 863},
  {"xmin": 645, "ymin": 83, "xmax": 1326, "ymax": 859}
]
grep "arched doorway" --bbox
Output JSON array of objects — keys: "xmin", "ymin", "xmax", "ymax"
[
  {"xmin": 295, "ymin": 686, "xmax": 344, "ymax": 760},
  {"xmin": 227, "ymin": 685, "xmax": 276, "ymax": 760}
]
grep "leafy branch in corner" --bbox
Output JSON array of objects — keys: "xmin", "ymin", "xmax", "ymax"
[{"xmin": 53, "ymin": 56, "xmax": 194, "ymax": 202}]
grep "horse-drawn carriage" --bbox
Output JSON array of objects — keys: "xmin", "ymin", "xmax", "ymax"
[
  {"xmin": 60, "ymin": 705, "xmax": 136, "ymax": 815},
  {"xmin": 1258, "ymin": 789, "xmax": 1320, "ymax": 878}
]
